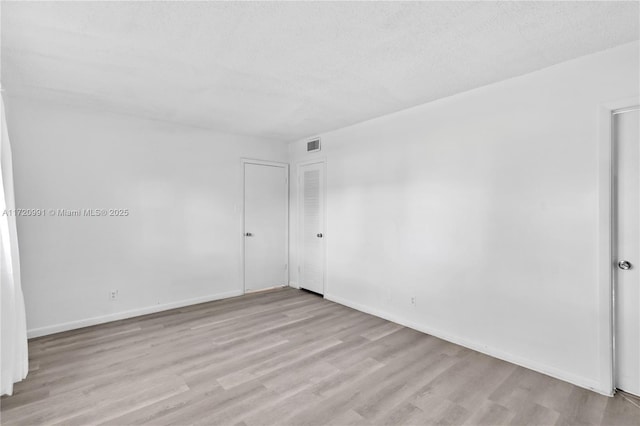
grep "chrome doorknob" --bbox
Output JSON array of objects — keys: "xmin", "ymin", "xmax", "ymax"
[
  {"xmin": 245, "ymin": 232, "xmax": 253, "ymax": 237},
  {"xmin": 618, "ymin": 260, "xmax": 632, "ymax": 270},
  {"xmin": 317, "ymin": 233, "xmax": 323, "ymax": 238}
]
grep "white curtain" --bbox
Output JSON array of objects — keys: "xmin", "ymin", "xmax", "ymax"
[{"xmin": 0, "ymin": 94, "xmax": 28, "ymax": 396}]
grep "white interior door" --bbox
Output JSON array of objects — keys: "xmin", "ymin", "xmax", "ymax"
[
  {"xmin": 614, "ymin": 107, "xmax": 640, "ymax": 396},
  {"xmin": 244, "ymin": 162, "xmax": 288, "ymax": 293},
  {"xmin": 299, "ymin": 161, "xmax": 325, "ymax": 294}
]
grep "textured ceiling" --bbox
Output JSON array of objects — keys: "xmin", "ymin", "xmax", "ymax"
[{"xmin": 2, "ymin": 1, "xmax": 639, "ymax": 141}]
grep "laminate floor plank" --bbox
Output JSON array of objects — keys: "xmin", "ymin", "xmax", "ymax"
[{"xmin": 1, "ymin": 288, "xmax": 638, "ymax": 425}]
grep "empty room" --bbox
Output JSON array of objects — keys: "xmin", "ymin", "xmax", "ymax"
[{"xmin": 1, "ymin": 1, "xmax": 639, "ymax": 425}]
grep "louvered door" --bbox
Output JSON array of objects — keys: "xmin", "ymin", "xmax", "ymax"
[{"xmin": 299, "ymin": 162, "xmax": 325, "ymax": 294}]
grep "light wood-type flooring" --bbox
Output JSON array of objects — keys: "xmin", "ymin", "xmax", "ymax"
[{"xmin": 1, "ymin": 288, "xmax": 639, "ymax": 425}]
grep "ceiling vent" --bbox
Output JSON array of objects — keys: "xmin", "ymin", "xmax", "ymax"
[{"xmin": 307, "ymin": 138, "xmax": 321, "ymax": 153}]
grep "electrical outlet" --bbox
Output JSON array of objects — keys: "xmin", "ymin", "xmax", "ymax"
[
  {"xmin": 410, "ymin": 296, "xmax": 416, "ymax": 306},
  {"xmin": 110, "ymin": 289, "xmax": 118, "ymax": 301}
]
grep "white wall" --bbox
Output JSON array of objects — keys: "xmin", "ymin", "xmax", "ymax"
[
  {"xmin": 5, "ymin": 97, "xmax": 288, "ymax": 337},
  {"xmin": 289, "ymin": 42, "xmax": 640, "ymax": 394}
]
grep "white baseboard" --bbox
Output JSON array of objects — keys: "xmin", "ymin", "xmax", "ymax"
[
  {"xmin": 324, "ymin": 292, "xmax": 610, "ymax": 397},
  {"xmin": 27, "ymin": 290, "xmax": 244, "ymax": 338}
]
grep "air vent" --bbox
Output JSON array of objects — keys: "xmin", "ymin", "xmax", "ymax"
[{"xmin": 307, "ymin": 138, "xmax": 321, "ymax": 153}]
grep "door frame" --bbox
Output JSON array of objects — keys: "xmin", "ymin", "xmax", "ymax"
[
  {"xmin": 598, "ymin": 97, "xmax": 640, "ymax": 396},
  {"xmin": 241, "ymin": 158, "xmax": 290, "ymax": 295},
  {"xmin": 295, "ymin": 158, "xmax": 327, "ymax": 295}
]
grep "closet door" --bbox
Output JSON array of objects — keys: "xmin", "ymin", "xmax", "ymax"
[
  {"xmin": 299, "ymin": 161, "xmax": 325, "ymax": 295},
  {"xmin": 614, "ymin": 108, "xmax": 640, "ymax": 396},
  {"xmin": 244, "ymin": 162, "xmax": 288, "ymax": 292}
]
